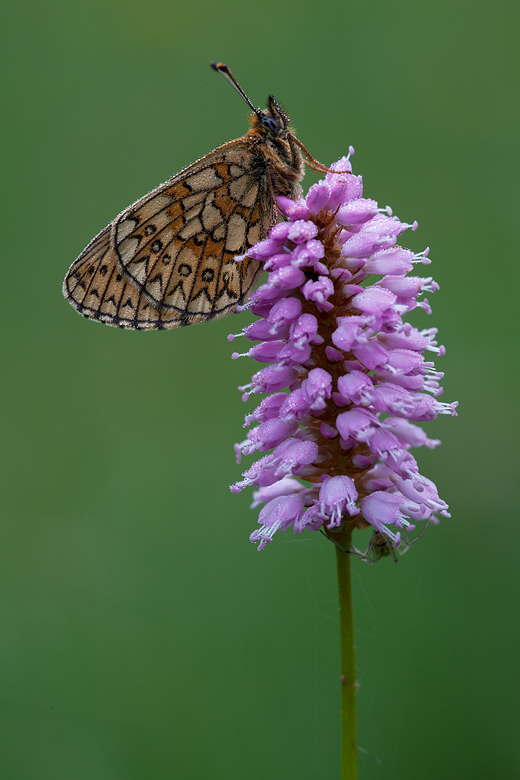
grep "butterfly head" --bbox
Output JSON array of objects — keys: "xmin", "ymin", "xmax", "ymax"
[{"xmin": 254, "ymin": 95, "xmax": 291, "ymax": 138}]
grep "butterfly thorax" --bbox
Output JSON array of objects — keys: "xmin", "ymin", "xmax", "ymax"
[{"xmin": 246, "ymin": 96, "xmax": 304, "ymax": 201}]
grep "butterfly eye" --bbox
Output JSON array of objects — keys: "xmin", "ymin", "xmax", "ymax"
[{"xmin": 261, "ymin": 116, "xmax": 281, "ymax": 134}]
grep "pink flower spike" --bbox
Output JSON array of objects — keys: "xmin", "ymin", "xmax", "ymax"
[{"xmin": 229, "ymin": 151, "xmax": 455, "ymax": 557}]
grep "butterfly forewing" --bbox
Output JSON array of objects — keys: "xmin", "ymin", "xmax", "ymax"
[{"xmin": 64, "ymin": 141, "xmax": 272, "ymax": 330}]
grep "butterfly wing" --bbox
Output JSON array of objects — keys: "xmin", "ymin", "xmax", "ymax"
[
  {"xmin": 63, "ymin": 229, "xmax": 178, "ymax": 329},
  {"xmin": 63, "ymin": 140, "xmax": 273, "ymax": 330}
]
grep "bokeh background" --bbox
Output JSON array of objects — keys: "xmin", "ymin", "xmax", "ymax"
[{"xmin": 1, "ymin": 0, "xmax": 519, "ymax": 777}]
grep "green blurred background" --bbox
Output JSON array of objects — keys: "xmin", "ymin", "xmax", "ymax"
[{"xmin": 1, "ymin": 0, "xmax": 519, "ymax": 777}]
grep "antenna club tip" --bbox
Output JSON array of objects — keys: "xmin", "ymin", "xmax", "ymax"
[{"xmin": 210, "ymin": 63, "xmax": 258, "ymax": 113}]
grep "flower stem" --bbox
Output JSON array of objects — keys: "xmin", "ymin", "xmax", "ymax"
[{"xmin": 336, "ymin": 543, "xmax": 358, "ymax": 779}]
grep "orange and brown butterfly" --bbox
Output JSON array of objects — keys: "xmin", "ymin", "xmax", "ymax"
[{"xmin": 63, "ymin": 62, "xmax": 328, "ymax": 330}]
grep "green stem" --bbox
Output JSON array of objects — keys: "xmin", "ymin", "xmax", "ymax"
[{"xmin": 336, "ymin": 544, "xmax": 358, "ymax": 779}]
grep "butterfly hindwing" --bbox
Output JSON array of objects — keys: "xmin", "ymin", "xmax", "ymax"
[{"xmin": 63, "ymin": 227, "xmax": 161, "ymax": 329}]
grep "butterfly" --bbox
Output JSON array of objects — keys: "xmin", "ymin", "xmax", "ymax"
[{"xmin": 63, "ymin": 62, "xmax": 328, "ymax": 330}]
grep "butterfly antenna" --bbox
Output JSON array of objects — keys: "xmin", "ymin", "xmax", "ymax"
[{"xmin": 210, "ymin": 62, "xmax": 262, "ymax": 118}]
